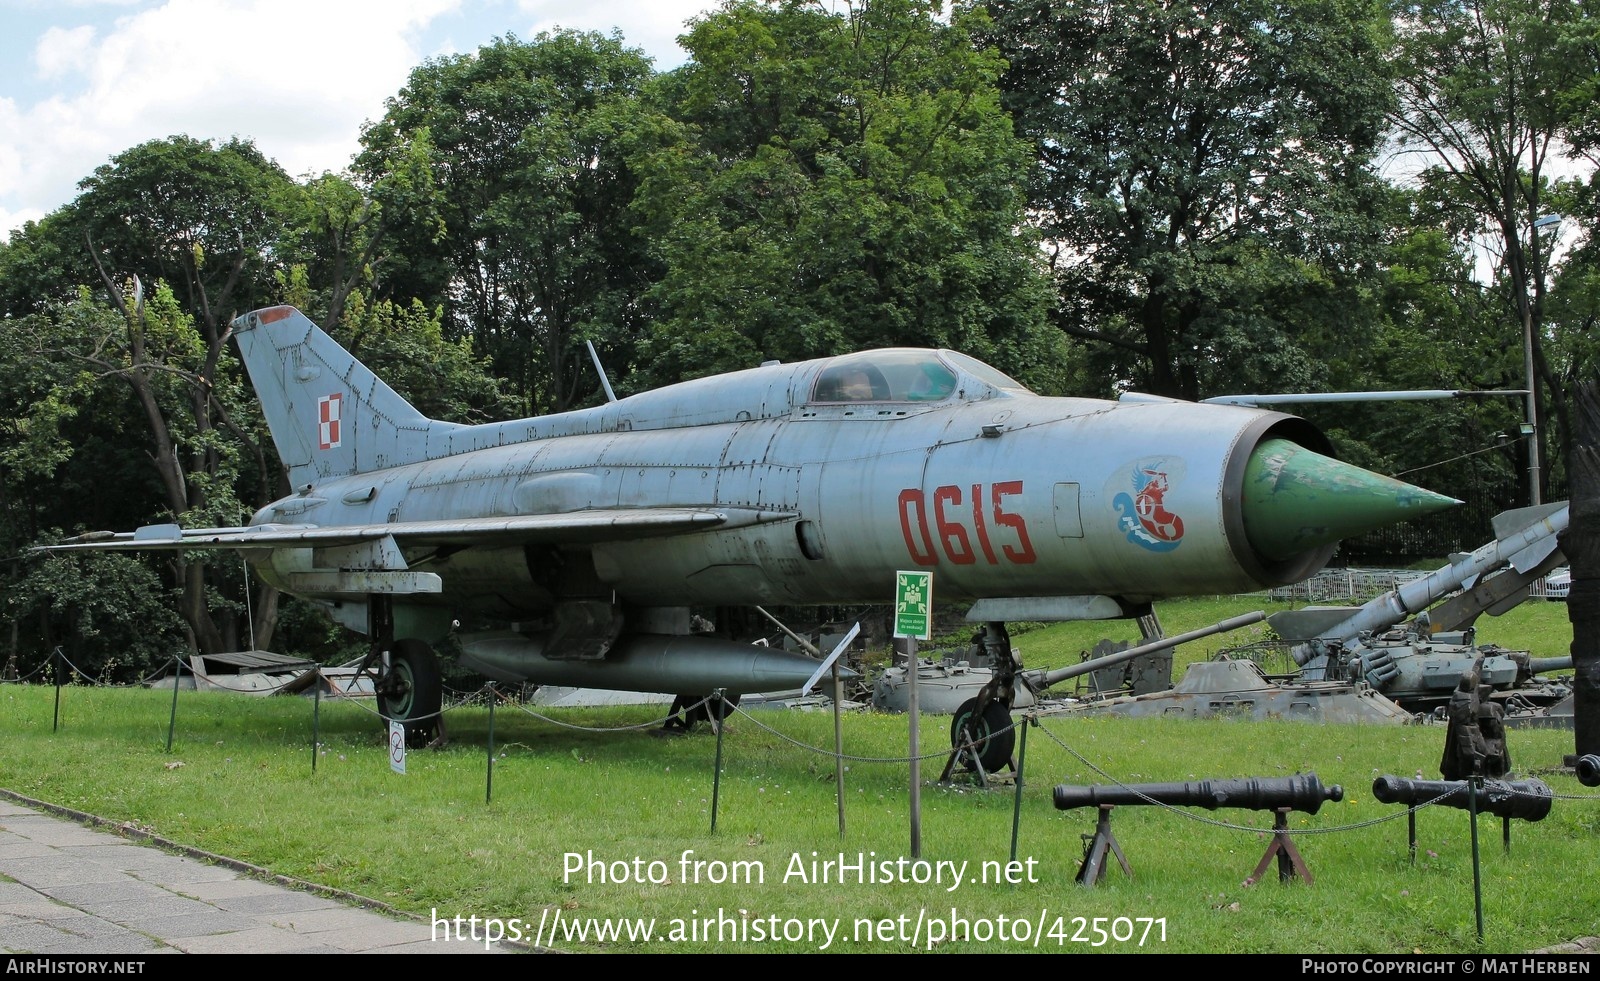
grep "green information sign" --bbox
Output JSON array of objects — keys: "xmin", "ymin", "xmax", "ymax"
[{"xmin": 894, "ymin": 570, "xmax": 933, "ymax": 639}]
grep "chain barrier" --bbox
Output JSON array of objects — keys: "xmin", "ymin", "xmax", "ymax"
[
  {"xmin": 48, "ymin": 648, "xmax": 109, "ymax": 686},
  {"xmin": 13, "ymin": 658, "xmax": 1600, "ymax": 816},
  {"xmin": 0, "ymin": 649, "xmax": 53, "ymax": 684},
  {"xmin": 723, "ymin": 700, "xmax": 960, "ymax": 761},
  {"xmin": 724, "ymin": 700, "xmax": 994, "ymax": 764},
  {"xmin": 492, "ymin": 689, "xmax": 723, "ymax": 732},
  {"xmin": 1034, "ymin": 715, "xmax": 1446, "ymax": 835}
]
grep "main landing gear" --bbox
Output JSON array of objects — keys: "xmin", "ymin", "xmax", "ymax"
[
  {"xmin": 943, "ymin": 622, "xmax": 1022, "ymax": 780},
  {"xmin": 949, "ymin": 697, "xmax": 1015, "ymax": 773},
  {"xmin": 360, "ymin": 595, "xmax": 443, "ymax": 747},
  {"xmin": 377, "ymin": 639, "xmax": 443, "ymax": 747}
]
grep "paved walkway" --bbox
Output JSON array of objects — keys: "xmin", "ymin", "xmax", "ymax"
[{"xmin": 0, "ymin": 794, "xmax": 512, "ymax": 954}]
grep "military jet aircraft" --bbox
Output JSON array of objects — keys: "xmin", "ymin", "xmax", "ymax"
[{"xmin": 42, "ymin": 306, "xmax": 1458, "ymax": 742}]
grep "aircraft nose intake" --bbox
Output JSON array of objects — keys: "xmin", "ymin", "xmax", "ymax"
[{"xmin": 1241, "ymin": 439, "xmax": 1461, "ymax": 562}]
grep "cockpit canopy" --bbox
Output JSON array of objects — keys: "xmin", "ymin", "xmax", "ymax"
[{"xmin": 810, "ymin": 349, "xmax": 1029, "ymax": 404}]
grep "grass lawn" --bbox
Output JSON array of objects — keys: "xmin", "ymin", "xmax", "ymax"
[{"xmin": 3, "ymin": 592, "xmax": 1595, "ymax": 956}]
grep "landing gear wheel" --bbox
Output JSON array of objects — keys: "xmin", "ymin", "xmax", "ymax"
[
  {"xmin": 378, "ymin": 639, "xmax": 442, "ymax": 747},
  {"xmin": 950, "ymin": 697, "xmax": 1014, "ymax": 772}
]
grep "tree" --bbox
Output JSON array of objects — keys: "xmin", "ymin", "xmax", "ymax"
[
  {"xmin": 1388, "ymin": 0, "xmax": 1599, "ymax": 502},
  {"xmin": 7, "ymin": 549, "xmax": 188, "ymax": 684},
  {"xmin": 0, "ymin": 212, "xmax": 96, "ymax": 317},
  {"xmin": 18, "ymin": 285, "xmax": 266, "ymax": 654},
  {"xmin": 984, "ymin": 0, "xmax": 1397, "ymax": 399},
  {"xmin": 273, "ymin": 266, "xmax": 517, "ymax": 424},
  {"xmin": 0, "ymin": 292, "xmax": 223, "ymax": 675},
  {"xmin": 276, "ymin": 144, "xmax": 447, "ymax": 330},
  {"xmin": 4, "ymin": 137, "xmax": 300, "ymax": 655},
  {"xmin": 358, "ymin": 31, "xmax": 660, "ymax": 413},
  {"xmin": 72, "ymin": 136, "xmax": 294, "ymax": 337},
  {"xmin": 630, "ymin": 0, "xmax": 1066, "ymax": 390},
  {"xmin": 1317, "ymin": 203, "xmax": 1528, "ymax": 554}
]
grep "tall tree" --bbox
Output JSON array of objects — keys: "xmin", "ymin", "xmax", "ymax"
[
  {"xmin": 276, "ymin": 140, "xmax": 448, "ymax": 331},
  {"xmin": 72, "ymin": 136, "xmax": 294, "ymax": 336},
  {"xmin": 1389, "ymin": 0, "xmax": 1599, "ymax": 501},
  {"xmin": 7, "ymin": 137, "xmax": 298, "ymax": 654},
  {"xmin": 630, "ymin": 0, "xmax": 1065, "ymax": 390},
  {"xmin": 3, "ymin": 280, "xmax": 213, "ymax": 677},
  {"xmin": 1317, "ymin": 199, "xmax": 1528, "ymax": 553},
  {"xmin": 273, "ymin": 266, "xmax": 517, "ymax": 424},
  {"xmin": 358, "ymin": 31, "xmax": 660, "ymax": 413},
  {"xmin": 985, "ymin": 0, "xmax": 1397, "ymax": 399},
  {"xmin": 5, "ymin": 286, "xmax": 259, "ymax": 659}
]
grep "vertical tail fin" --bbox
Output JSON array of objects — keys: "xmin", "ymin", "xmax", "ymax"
[{"xmin": 232, "ymin": 306, "xmax": 461, "ymax": 488}]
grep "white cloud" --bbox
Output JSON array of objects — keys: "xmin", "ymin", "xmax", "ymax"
[
  {"xmin": 2, "ymin": 0, "xmax": 458, "ymax": 237},
  {"xmin": 33, "ymin": 25, "xmax": 98, "ymax": 80},
  {"xmin": 0, "ymin": 0, "xmax": 715, "ymax": 241},
  {"xmin": 511, "ymin": 0, "xmax": 700, "ymax": 67},
  {"xmin": 63, "ymin": 0, "xmax": 460, "ymax": 175}
]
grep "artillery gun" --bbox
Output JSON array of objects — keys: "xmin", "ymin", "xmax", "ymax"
[
  {"xmin": 1052, "ymin": 773, "xmax": 1343, "ymax": 814},
  {"xmin": 1371, "ymin": 775, "xmax": 1554, "ymax": 822},
  {"xmin": 1012, "ymin": 504, "xmax": 1573, "ymax": 726},
  {"xmin": 1053, "ymin": 773, "xmax": 1343, "ymax": 885},
  {"xmin": 1577, "ymin": 754, "xmax": 1600, "ymax": 787},
  {"xmin": 1269, "ymin": 502, "xmax": 1573, "ymax": 716}
]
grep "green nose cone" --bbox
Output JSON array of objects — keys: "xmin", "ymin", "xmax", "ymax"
[{"xmin": 1242, "ymin": 439, "xmax": 1461, "ymax": 561}]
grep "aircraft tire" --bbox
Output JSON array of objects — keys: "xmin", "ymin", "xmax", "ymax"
[
  {"xmin": 380, "ymin": 639, "xmax": 442, "ymax": 747},
  {"xmin": 950, "ymin": 697, "xmax": 1014, "ymax": 772}
]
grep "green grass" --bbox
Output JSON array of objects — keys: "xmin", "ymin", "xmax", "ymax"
[
  {"xmin": 2, "ymin": 621, "xmax": 1596, "ymax": 955},
  {"xmin": 1003, "ymin": 592, "xmax": 1576, "ymax": 685}
]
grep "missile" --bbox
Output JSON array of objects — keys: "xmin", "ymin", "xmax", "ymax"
[{"xmin": 1275, "ymin": 503, "xmax": 1568, "ymax": 665}]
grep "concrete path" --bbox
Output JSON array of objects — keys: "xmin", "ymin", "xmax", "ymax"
[{"xmin": 0, "ymin": 794, "xmax": 511, "ymax": 954}]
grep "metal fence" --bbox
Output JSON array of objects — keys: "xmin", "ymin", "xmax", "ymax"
[
  {"xmin": 1264, "ymin": 568, "xmax": 1430, "ymax": 603},
  {"xmin": 1263, "ymin": 567, "xmax": 1567, "ymax": 603}
]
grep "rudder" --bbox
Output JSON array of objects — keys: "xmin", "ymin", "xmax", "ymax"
[{"xmin": 232, "ymin": 306, "xmax": 458, "ymax": 487}]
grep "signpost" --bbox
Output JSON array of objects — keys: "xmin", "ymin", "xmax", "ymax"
[
  {"xmin": 389, "ymin": 720, "xmax": 407, "ymax": 775},
  {"xmin": 894, "ymin": 571, "xmax": 932, "ymax": 858},
  {"xmin": 894, "ymin": 571, "xmax": 932, "ymax": 641}
]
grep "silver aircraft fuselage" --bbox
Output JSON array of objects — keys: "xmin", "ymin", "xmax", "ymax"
[
  {"xmin": 48, "ymin": 307, "xmax": 1456, "ymax": 698},
  {"xmin": 244, "ymin": 331, "xmax": 1327, "ymax": 621}
]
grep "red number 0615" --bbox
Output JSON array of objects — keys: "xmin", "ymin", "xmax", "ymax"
[{"xmin": 898, "ymin": 481, "xmax": 1036, "ymax": 566}]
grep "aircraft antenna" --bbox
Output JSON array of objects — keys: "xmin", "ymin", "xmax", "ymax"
[
  {"xmin": 586, "ymin": 340, "xmax": 618, "ymax": 403},
  {"xmin": 240, "ymin": 508, "xmax": 256, "ymax": 651}
]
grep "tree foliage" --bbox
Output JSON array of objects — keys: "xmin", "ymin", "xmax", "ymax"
[
  {"xmin": 358, "ymin": 31, "xmax": 660, "ymax": 413},
  {"xmin": 985, "ymin": 0, "xmax": 1398, "ymax": 399},
  {"xmin": 71, "ymin": 136, "xmax": 295, "ymax": 335},
  {"xmin": 7, "ymin": 551, "xmax": 187, "ymax": 683},
  {"xmin": 629, "ymin": 0, "xmax": 1066, "ymax": 391},
  {"xmin": 1389, "ymin": 0, "xmax": 1599, "ymax": 500}
]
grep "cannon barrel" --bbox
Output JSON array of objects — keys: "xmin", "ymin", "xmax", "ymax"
[
  {"xmin": 1052, "ymin": 773, "xmax": 1342, "ymax": 814},
  {"xmin": 1370, "ymin": 776, "xmax": 1553, "ymax": 821},
  {"xmin": 1026, "ymin": 611, "xmax": 1265, "ymax": 690},
  {"xmin": 1525, "ymin": 655, "xmax": 1573, "ymax": 676},
  {"xmin": 1577, "ymin": 755, "xmax": 1600, "ymax": 788}
]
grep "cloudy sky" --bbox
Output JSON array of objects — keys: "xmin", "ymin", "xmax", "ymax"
[{"xmin": 0, "ymin": 0, "xmax": 722, "ymax": 240}]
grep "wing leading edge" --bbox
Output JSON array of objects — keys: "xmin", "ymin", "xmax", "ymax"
[{"xmin": 38, "ymin": 507, "xmax": 798, "ymax": 554}]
